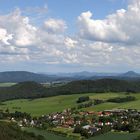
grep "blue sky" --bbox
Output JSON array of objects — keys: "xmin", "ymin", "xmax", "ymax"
[
  {"xmin": 1, "ymin": 0, "xmax": 140, "ymax": 73},
  {"xmin": 0, "ymin": 0, "xmax": 127, "ymax": 16},
  {"xmin": 0, "ymin": 0, "xmax": 127, "ymax": 32}
]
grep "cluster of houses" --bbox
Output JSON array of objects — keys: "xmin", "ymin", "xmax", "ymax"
[
  {"xmin": 43, "ymin": 108, "xmax": 140, "ymax": 136},
  {"xmin": 0, "ymin": 108, "xmax": 140, "ymax": 138}
]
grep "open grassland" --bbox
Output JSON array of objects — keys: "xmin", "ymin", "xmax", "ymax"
[
  {"xmin": 85, "ymin": 93, "xmax": 140, "ymax": 112},
  {"xmin": 24, "ymin": 127, "xmax": 139, "ymax": 140},
  {"xmin": 23, "ymin": 127, "xmax": 74, "ymax": 140},
  {"xmin": 1, "ymin": 92, "xmax": 140, "ymax": 116},
  {"xmin": 88, "ymin": 132, "xmax": 139, "ymax": 140}
]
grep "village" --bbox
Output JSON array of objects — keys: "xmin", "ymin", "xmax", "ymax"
[{"xmin": 0, "ymin": 107, "xmax": 140, "ymax": 138}]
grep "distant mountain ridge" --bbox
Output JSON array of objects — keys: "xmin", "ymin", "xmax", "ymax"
[
  {"xmin": 0, "ymin": 71, "xmax": 140, "ymax": 83},
  {"xmin": 120, "ymin": 71, "xmax": 140, "ymax": 77},
  {"xmin": 0, "ymin": 71, "xmax": 58, "ymax": 83},
  {"xmin": 53, "ymin": 71, "xmax": 119, "ymax": 77},
  {"xmin": 53, "ymin": 71, "xmax": 140, "ymax": 78}
]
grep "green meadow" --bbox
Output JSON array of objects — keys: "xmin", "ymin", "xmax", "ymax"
[
  {"xmin": 1, "ymin": 92, "xmax": 140, "ymax": 116},
  {"xmin": 24, "ymin": 127, "xmax": 139, "ymax": 140},
  {"xmin": 1, "ymin": 92, "xmax": 140, "ymax": 140},
  {"xmin": 23, "ymin": 127, "xmax": 74, "ymax": 140},
  {"xmin": 89, "ymin": 132, "xmax": 139, "ymax": 140},
  {"xmin": 0, "ymin": 83, "xmax": 16, "ymax": 87}
]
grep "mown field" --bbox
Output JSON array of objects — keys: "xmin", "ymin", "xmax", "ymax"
[
  {"xmin": 23, "ymin": 127, "xmax": 74, "ymax": 140},
  {"xmin": 89, "ymin": 132, "xmax": 139, "ymax": 140},
  {"xmin": 24, "ymin": 127, "xmax": 139, "ymax": 140},
  {"xmin": 0, "ymin": 92, "xmax": 140, "ymax": 116}
]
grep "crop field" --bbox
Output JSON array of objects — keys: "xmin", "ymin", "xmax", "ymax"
[{"xmin": 1, "ymin": 92, "xmax": 140, "ymax": 116}]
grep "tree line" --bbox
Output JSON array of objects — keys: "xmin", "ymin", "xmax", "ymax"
[{"xmin": 0, "ymin": 79, "xmax": 140, "ymax": 101}]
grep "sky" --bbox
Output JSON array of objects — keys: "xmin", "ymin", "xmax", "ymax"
[{"xmin": 1, "ymin": 0, "xmax": 140, "ymax": 73}]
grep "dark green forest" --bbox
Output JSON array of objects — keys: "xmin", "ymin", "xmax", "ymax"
[{"xmin": 0, "ymin": 79, "xmax": 140, "ymax": 101}]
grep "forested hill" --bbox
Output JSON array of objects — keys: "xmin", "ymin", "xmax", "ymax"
[
  {"xmin": 0, "ymin": 82, "xmax": 47, "ymax": 101},
  {"xmin": 0, "ymin": 71, "xmax": 140, "ymax": 83},
  {"xmin": 0, "ymin": 79, "xmax": 140, "ymax": 101},
  {"xmin": 0, "ymin": 71, "xmax": 60, "ymax": 82},
  {"xmin": 52, "ymin": 79, "xmax": 140, "ymax": 94}
]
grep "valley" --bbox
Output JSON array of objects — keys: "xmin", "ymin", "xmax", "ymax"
[
  {"xmin": 0, "ymin": 73, "xmax": 140, "ymax": 140},
  {"xmin": 1, "ymin": 92, "xmax": 140, "ymax": 116}
]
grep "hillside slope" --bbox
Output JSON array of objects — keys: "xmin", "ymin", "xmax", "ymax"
[
  {"xmin": 0, "ymin": 121, "xmax": 44, "ymax": 140},
  {"xmin": 0, "ymin": 81, "xmax": 47, "ymax": 101},
  {"xmin": 0, "ymin": 71, "xmax": 59, "ymax": 83},
  {"xmin": 52, "ymin": 79, "xmax": 140, "ymax": 94},
  {"xmin": 0, "ymin": 79, "xmax": 140, "ymax": 101}
]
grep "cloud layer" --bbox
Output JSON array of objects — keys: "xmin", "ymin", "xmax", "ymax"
[{"xmin": 0, "ymin": 0, "xmax": 140, "ymax": 71}]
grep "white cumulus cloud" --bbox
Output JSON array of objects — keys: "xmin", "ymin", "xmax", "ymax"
[
  {"xmin": 44, "ymin": 18, "xmax": 67, "ymax": 34},
  {"xmin": 78, "ymin": 0, "xmax": 140, "ymax": 45},
  {"xmin": 0, "ymin": 0, "xmax": 140, "ymax": 71}
]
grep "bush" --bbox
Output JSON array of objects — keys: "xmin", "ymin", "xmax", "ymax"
[
  {"xmin": 77, "ymin": 96, "xmax": 89, "ymax": 103},
  {"xmin": 101, "ymin": 126, "xmax": 111, "ymax": 134},
  {"xmin": 107, "ymin": 96, "xmax": 136, "ymax": 103},
  {"xmin": 80, "ymin": 129, "xmax": 91, "ymax": 138},
  {"xmin": 94, "ymin": 99, "xmax": 104, "ymax": 105},
  {"xmin": 73, "ymin": 125, "xmax": 82, "ymax": 133}
]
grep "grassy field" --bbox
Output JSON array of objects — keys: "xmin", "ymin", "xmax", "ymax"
[
  {"xmin": 23, "ymin": 127, "xmax": 139, "ymax": 140},
  {"xmin": 1, "ymin": 92, "xmax": 140, "ymax": 116},
  {"xmin": 88, "ymin": 132, "xmax": 139, "ymax": 140},
  {"xmin": 0, "ymin": 83, "xmax": 16, "ymax": 87},
  {"xmin": 23, "ymin": 127, "xmax": 74, "ymax": 140},
  {"xmin": 1, "ymin": 92, "xmax": 140, "ymax": 140}
]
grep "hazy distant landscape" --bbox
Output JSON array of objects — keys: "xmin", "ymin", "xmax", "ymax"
[{"xmin": 0, "ymin": 71, "xmax": 140, "ymax": 83}]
